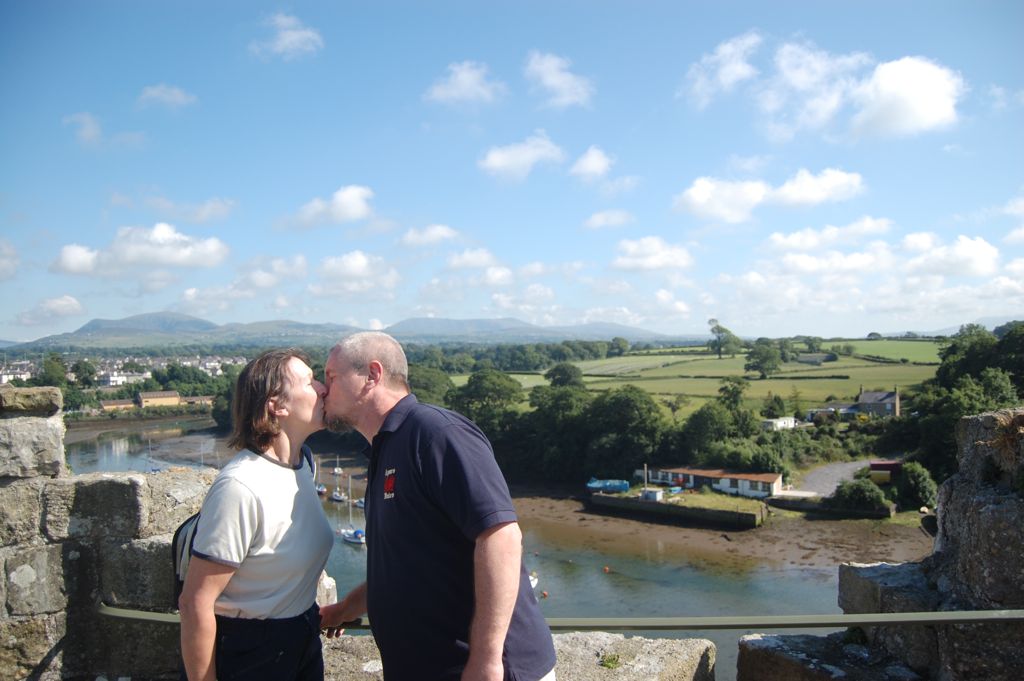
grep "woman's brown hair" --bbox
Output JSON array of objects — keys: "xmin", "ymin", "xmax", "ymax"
[{"xmin": 227, "ymin": 348, "xmax": 311, "ymax": 453}]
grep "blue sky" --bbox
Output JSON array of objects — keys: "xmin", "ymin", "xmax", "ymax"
[{"xmin": 2, "ymin": 1, "xmax": 1023, "ymax": 342}]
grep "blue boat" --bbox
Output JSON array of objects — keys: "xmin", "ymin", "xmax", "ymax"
[{"xmin": 586, "ymin": 477, "xmax": 630, "ymax": 493}]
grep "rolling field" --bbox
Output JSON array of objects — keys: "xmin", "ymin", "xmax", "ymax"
[{"xmin": 449, "ymin": 344, "xmax": 938, "ymax": 420}]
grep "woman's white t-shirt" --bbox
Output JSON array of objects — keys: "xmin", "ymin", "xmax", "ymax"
[{"xmin": 192, "ymin": 449, "xmax": 334, "ymax": 619}]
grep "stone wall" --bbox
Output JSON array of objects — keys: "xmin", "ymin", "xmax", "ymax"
[
  {"xmin": 1, "ymin": 387, "xmax": 717, "ymax": 680},
  {"xmin": 737, "ymin": 408, "xmax": 1024, "ymax": 681},
  {"xmin": 1, "ymin": 386, "xmax": 216, "ymax": 680}
]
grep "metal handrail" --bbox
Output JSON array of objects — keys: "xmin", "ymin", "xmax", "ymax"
[{"xmin": 96, "ymin": 602, "xmax": 1024, "ymax": 630}]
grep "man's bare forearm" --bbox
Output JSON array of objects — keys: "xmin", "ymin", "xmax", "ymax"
[{"xmin": 465, "ymin": 521, "xmax": 522, "ymax": 680}]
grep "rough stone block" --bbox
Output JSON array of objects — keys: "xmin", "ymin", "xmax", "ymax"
[
  {"xmin": 954, "ymin": 409, "xmax": 1024, "ymax": 487},
  {"xmin": 737, "ymin": 632, "xmax": 922, "ymax": 681},
  {"xmin": 935, "ymin": 616, "xmax": 1024, "ymax": 681},
  {"xmin": 551, "ymin": 632, "xmax": 715, "ymax": 681},
  {"xmin": 43, "ymin": 472, "xmax": 147, "ymax": 541},
  {"xmin": 0, "ymin": 387, "xmax": 62, "ymax": 416},
  {"xmin": 944, "ymin": 488, "xmax": 1024, "ymax": 607},
  {"xmin": 5, "ymin": 544, "xmax": 68, "ymax": 615},
  {"xmin": 74, "ymin": 616, "xmax": 181, "ymax": 681},
  {"xmin": 98, "ymin": 535, "xmax": 174, "ymax": 610},
  {"xmin": 140, "ymin": 467, "xmax": 216, "ymax": 537},
  {"xmin": 0, "ymin": 613, "xmax": 66, "ymax": 681},
  {"xmin": 0, "ymin": 414, "xmax": 66, "ymax": 479},
  {"xmin": 322, "ymin": 632, "xmax": 716, "ymax": 681},
  {"xmin": 838, "ymin": 561, "xmax": 938, "ymax": 671},
  {"xmin": 0, "ymin": 480, "xmax": 43, "ymax": 547}
]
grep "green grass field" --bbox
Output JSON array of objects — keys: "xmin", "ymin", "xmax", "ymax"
[
  {"xmin": 842, "ymin": 339, "xmax": 942, "ymax": 363},
  {"xmin": 448, "ymin": 346, "xmax": 938, "ymax": 421}
]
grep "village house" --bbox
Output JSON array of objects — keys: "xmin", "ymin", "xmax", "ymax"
[
  {"xmin": 640, "ymin": 466, "xmax": 783, "ymax": 499},
  {"xmin": 855, "ymin": 385, "xmax": 900, "ymax": 417},
  {"xmin": 99, "ymin": 399, "xmax": 135, "ymax": 412}
]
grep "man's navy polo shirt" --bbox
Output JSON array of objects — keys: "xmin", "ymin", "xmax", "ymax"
[{"xmin": 363, "ymin": 394, "xmax": 556, "ymax": 681}]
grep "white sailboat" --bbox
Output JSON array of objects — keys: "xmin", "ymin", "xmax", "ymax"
[{"xmin": 340, "ymin": 474, "xmax": 365, "ymax": 545}]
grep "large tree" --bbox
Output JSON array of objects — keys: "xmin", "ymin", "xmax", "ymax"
[
  {"xmin": 544, "ymin": 362, "xmax": 585, "ymax": 388},
  {"xmin": 583, "ymin": 385, "xmax": 664, "ymax": 479},
  {"xmin": 449, "ymin": 368, "xmax": 523, "ymax": 437},
  {"xmin": 408, "ymin": 364, "xmax": 455, "ymax": 406},
  {"xmin": 71, "ymin": 358, "xmax": 97, "ymax": 388},
  {"xmin": 744, "ymin": 340, "xmax": 782, "ymax": 379},
  {"xmin": 707, "ymin": 319, "xmax": 742, "ymax": 359}
]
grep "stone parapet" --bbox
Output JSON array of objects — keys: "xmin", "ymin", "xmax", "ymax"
[
  {"xmin": 322, "ymin": 632, "xmax": 716, "ymax": 681},
  {"xmin": 738, "ymin": 633, "xmax": 921, "ymax": 681}
]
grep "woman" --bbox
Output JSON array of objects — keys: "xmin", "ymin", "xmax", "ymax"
[{"xmin": 179, "ymin": 349, "xmax": 335, "ymax": 681}]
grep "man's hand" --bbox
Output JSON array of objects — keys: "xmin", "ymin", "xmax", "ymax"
[
  {"xmin": 320, "ymin": 582, "xmax": 368, "ymax": 638},
  {"xmin": 460, "ymin": 656, "xmax": 505, "ymax": 681}
]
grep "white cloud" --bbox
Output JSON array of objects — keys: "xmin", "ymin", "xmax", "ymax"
[
  {"xmin": 673, "ymin": 177, "xmax": 770, "ymax": 224},
  {"xmin": 1007, "ymin": 259, "xmax": 1024, "ymax": 277},
  {"xmin": 298, "ymin": 185, "xmax": 374, "ymax": 225},
  {"xmin": 770, "ymin": 168, "xmax": 864, "ymax": 205},
  {"xmin": 53, "ymin": 244, "xmax": 100, "ymax": 274},
  {"xmin": 478, "ymin": 130, "xmax": 564, "ymax": 181},
  {"xmin": 524, "ymin": 51, "xmax": 594, "ymax": 108},
  {"xmin": 655, "ymin": 289, "xmax": 691, "ymax": 315},
  {"xmin": 52, "ymin": 223, "xmax": 228, "ymax": 275},
  {"xmin": 781, "ymin": 247, "xmax": 892, "ymax": 274},
  {"xmin": 580, "ymin": 306, "xmax": 645, "ymax": 326},
  {"xmin": 401, "ymin": 224, "xmax": 458, "ymax": 246},
  {"xmin": 769, "ymin": 216, "xmax": 891, "ymax": 251},
  {"xmin": 17, "ymin": 295, "xmax": 84, "ymax": 326},
  {"xmin": 243, "ymin": 255, "xmax": 307, "ymax": 289},
  {"xmin": 62, "ymin": 112, "xmax": 101, "ymax": 146},
  {"xmin": 311, "ymin": 250, "xmax": 400, "ymax": 295},
  {"xmin": 147, "ymin": 196, "xmax": 236, "ymax": 223},
  {"xmin": 852, "ymin": 57, "xmax": 966, "ymax": 137},
  {"xmin": 906, "ymin": 235, "xmax": 999, "ymax": 277},
  {"xmin": 570, "ymin": 146, "xmax": 613, "ymax": 181},
  {"xmin": 483, "ymin": 266, "xmax": 513, "ymax": 286},
  {"xmin": 677, "ymin": 168, "xmax": 864, "ymax": 223},
  {"xmin": 1006, "ymin": 227, "xmax": 1024, "ymax": 245},
  {"xmin": 0, "ymin": 240, "xmax": 19, "ymax": 279},
  {"xmin": 448, "ymin": 248, "xmax": 497, "ymax": 269},
  {"xmin": 902, "ymin": 232, "xmax": 939, "ymax": 252},
  {"xmin": 584, "ymin": 210, "xmax": 634, "ymax": 229},
  {"xmin": 250, "ymin": 13, "xmax": 323, "ymax": 60},
  {"xmin": 138, "ymin": 84, "xmax": 197, "ymax": 108},
  {"xmin": 1006, "ymin": 196, "xmax": 1024, "ymax": 218},
  {"xmin": 425, "ymin": 61, "xmax": 506, "ymax": 104},
  {"xmin": 613, "ymin": 237, "xmax": 694, "ymax": 270},
  {"xmin": 686, "ymin": 31, "xmax": 763, "ymax": 108}
]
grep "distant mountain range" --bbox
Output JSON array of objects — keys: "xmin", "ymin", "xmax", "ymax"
[{"xmin": 10, "ymin": 312, "xmax": 676, "ymax": 351}]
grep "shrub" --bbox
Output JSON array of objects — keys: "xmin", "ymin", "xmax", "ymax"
[
  {"xmin": 898, "ymin": 462, "xmax": 938, "ymax": 509},
  {"xmin": 823, "ymin": 478, "xmax": 889, "ymax": 512}
]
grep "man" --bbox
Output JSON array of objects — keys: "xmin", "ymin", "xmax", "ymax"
[{"xmin": 318, "ymin": 332, "xmax": 556, "ymax": 681}]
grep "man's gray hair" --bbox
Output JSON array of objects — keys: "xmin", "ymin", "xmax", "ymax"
[{"xmin": 332, "ymin": 331, "xmax": 409, "ymax": 388}]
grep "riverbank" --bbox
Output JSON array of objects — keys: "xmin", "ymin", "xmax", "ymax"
[{"xmin": 510, "ymin": 484, "xmax": 933, "ymax": 572}]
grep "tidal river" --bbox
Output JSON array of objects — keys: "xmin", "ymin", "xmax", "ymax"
[{"xmin": 66, "ymin": 418, "xmax": 922, "ymax": 680}]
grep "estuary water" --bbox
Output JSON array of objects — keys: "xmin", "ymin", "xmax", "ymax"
[{"xmin": 65, "ymin": 419, "xmax": 841, "ymax": 680}]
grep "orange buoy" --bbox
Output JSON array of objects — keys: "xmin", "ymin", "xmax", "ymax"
[
  {"xmin": 541, "ymin": 591, "xmax": 549, "ymax": 599},
  {"xmin": 603, "ymin": 566, "xmax": 610, "ymax": 573}
]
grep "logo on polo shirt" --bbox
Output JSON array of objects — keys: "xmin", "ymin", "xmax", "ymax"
[{"xmin": 383, "ymin": 468, "xmax": 396, "ymax": 500}]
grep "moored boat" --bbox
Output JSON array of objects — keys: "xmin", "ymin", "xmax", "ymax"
[{"xmin": 586, "ymin": 477, "xmax": 630, "ymax": 493}]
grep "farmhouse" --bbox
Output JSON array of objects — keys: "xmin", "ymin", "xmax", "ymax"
[
  {"xmin": 856, "ymin": 385, "xmax": 900, "ymax": 417},
  {"xmin": 640, "ymin": 466, "xmax": 783, "ymax": 499}
]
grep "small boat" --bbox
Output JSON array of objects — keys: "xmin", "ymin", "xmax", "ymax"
[
  {"xmin": 333, "ymin": 466, "xmax": 343, "ymax": 476},
  {"xmin": 354, "ymin": 498, "xmax": 365, "ymax": 509},
  {"xmin": 340, "ymin": 526, "xmax": 366, "ymax": 545},
  {"xmin": 586, "ymin": 477, "xmax": 630, "ymax": 493},
  {"xmin": 330, "ymin": 488, "xmax": 347, "ymax": 502},
  {"xmin": 529, "ymin": 572, "xmax": 539, "ymax": 590},
  {"xmin": 316, "ymin": 483, "xmax": 328, "ymax": 496}
]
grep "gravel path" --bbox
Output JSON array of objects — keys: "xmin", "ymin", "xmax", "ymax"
[{"xmin": 796, "ymin": 460, "xmax": 869, "ymax": 496}]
